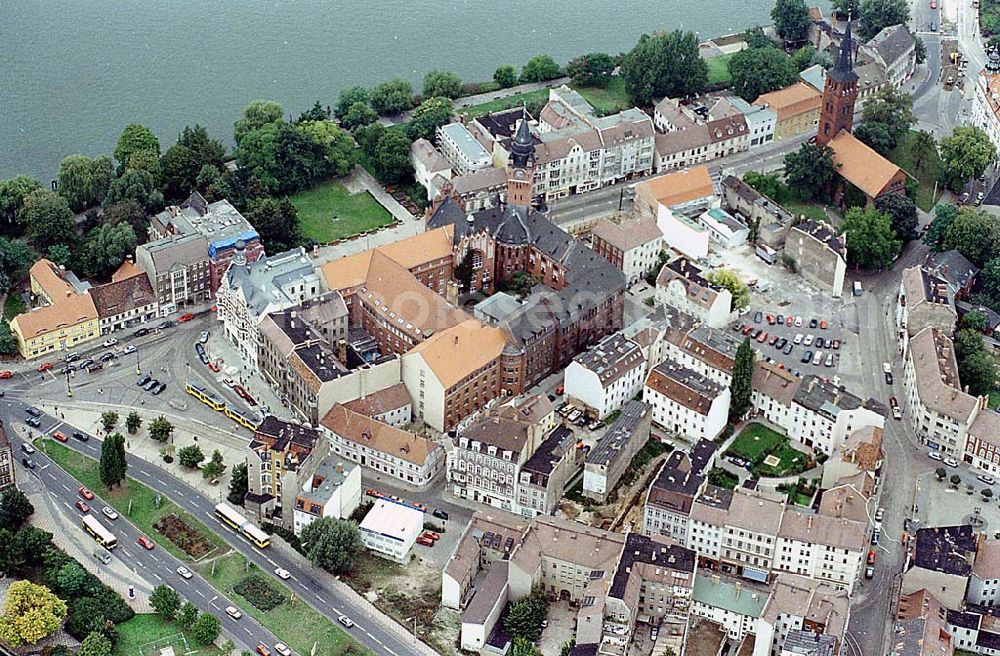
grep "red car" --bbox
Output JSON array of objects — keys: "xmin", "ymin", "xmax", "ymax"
[
  {"xmin": 78, "ymin": 486, "xmax": 94, "ymax": 500},
  {"xmin": 75, "ymin": 499, "xmax": 90, "ymax": 513},
  {"xmin": 742, "ymin": 325, "xmax": 754, "ymax": 335},
  {"xmin": 785, "ymin": 316, "xmax": 793, "ymax": 327},
  {"xmin": 867, "ymin": 549, "xmax": 876, "ymax": 565},
  {"xmin": 53, "ymin": 431, "xmax": 69, "ymax": 443},
  {"xmin": 207, "ymin": 361, "xmax": 220, "ymax": 372},
  {"xmin": 0, "ymin": 371, "xmax": 13, "ymax": 380},
  {"xmin": 37, "ymin": 362, "xmax": 52, "ymax": 372},
  {"xmin": 178, "ymin": 313, "xmax": 195, "ymax": 322},
  {"xmin": 765, "ymin": 314, "xmax": 775, "ymax": 325},
  {"xmin": 422, "ymin": 531, "xmax": 441, "ymax": 541},
  {"xmin": 819, "ymin": 320, "xmax": 828, "ymax": 330},
  {"xmin": 233, "ymin": 384, "xmax": 258, "ymax": 406},
  {"xmin": 416, "ymin": 536, "xmax": 435, "ymax": 547},
  {"xmin": 756, "ymin": 331, "xmax": 768, "ymax": 343},
  {"xmin": 256, "ymin": 645, "xmax": 271, "ymax": 656},
  {"xmin": 137, "ymin": 535, "xmax": 155, "ymax": 550}
]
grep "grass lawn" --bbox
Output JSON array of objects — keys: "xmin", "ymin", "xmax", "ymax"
[
  {"xmin": 290, "ymin": 180, "xmax": 394, "ymax": 244},
  {"xmin": 115, "ymin": 614, "xmax": 220, "ymax": 656},
  {"xmin": 707, "ymin": 467, "xmax": 740, "ymax": 490},
  {"xmin": 784, "ymin": 199, "xmax": 833, "ymax": 223},
  {"xmin": 38, "ymin": 439, "xmax": 228, "ymax": 562},
  {"xmin": 197, "ymin": 553, "xmax": 362, "ymax": 656},
  {"xmin": 888, "ymin": 130, "xmax": 943, "ymax": 212},
  {"xmin": 577, "ymin": 78, "xmax": 632, "ymax": 115},
  {"xmin": 726, "ymin": 423, "xmax": 786, "ymax": 462},
  {"xmin": 756, "ymin": 442, "xmax": 812, "ymax": 477},
  {"xmin": 989, "ymin": 389, "xmax": 1000, "ymax": 410},
  {"xmin": 3, "ymin": 293, "xmax": 25, "ymax": 320},
  {"xmin": 706, "ymin": 52, "xmax": 737, "ymax": 86},
  {"xmin": 458, "ymin": 89, "xmax": 550, "ymax": 118}
]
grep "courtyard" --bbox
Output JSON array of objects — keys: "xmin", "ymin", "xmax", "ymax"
[
  {"xmin": 290, "ymin": 179, "xmax": 395, "ymax": 243},
  {"xmin": 725, "ymin": 423, "xmax": 814, "ymax": 478}
]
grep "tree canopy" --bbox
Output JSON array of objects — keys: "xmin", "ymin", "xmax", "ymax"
[
  {"xmin": 407, "ymin": 97, "xmax": 455, "ymax": 142},
  {"xmin": 0, "ymin": 580, "xmax": 67, "ymax": 646},
  {"xmin": 728, "ymin": 46, "xmax": 798, "ymax": 102},
  {"xmin": 369, "ymin": 78, "xmax": 414, "ymax": 115},
  {"xmin": 335, "ymin": 86, "xmax": 371, "ymax": 121},
  {"xmin": 943, "ymin": 207, "xmax": 1000, "ymax": 267},
  {"xmin": 0, "ymin": 488, "xmax": 34, "ymax": 531},
  {"xmin": 858, "ymin": 0, "xmax": 911, "ymax": 39},
  {"xmin": 99, "ymin": 433, "xmax": 127, "ymax": 490},
  {"xmin": 0, "ymin": 176, "xmax": 42, "ymax": 225},
  {"xmin": 565, "ymin": 52, "xmax": 616, "ymax": 88},
  {"xmin": 57, "ymin": 155, "xmax": 113, "ymax": 212},
  {"xmin": 19, "ymin": 190, "xmax": 76, "ymax": 252},
  {"xmin": 82, "ymin": 222, "xmax": 137, "ymax": 281},
  {"xmin": 520, "ymin": 54, "xmax": 561, "ymax": 83},
  {"xmin": 245, "ymin": 196, "xmax": 301, "ymax": 253},
  {"xmin": 923, "ymin": 203, "xmax": 957, "ymax": 251},
  {"xmin": 494, "ymin": 65, "xmax": 518, "ymax": 89},
  {"xmin": 621, "ymin": 31, "xmax": 708, "ymax": 106},
  {"xmin": 706, "ymin": 269, "xmax": 751, "ymax": 309},
  {"xmin": 730, "ymin": 338, "xmax": 755, "ymax": 420},
  {"xmin": 875, "ymin": 192, "xmax": 918, "ymax": 242},
  {"xmin": 841, "ymin": 205, "xmax": 901, "ymax": 269},
  {"xmin": 783, "ymin": 143, "xmax": 835, "ymax": 200},
  {"xmin": 771, "ymin": 0, "xmax": 812, "ymax": 42},
  {"xmin": 233, "ymin": 100, "xmax": 283, "ymax": 145},
  {"xmin": 115, "ymin": 124, "xmax": 161, "ymax": 173},
  {"xmin": 300, "ymin": 517, "xmax": 363, "ymax": 574},
  {"xmin": 422, "ymin": 70, "xmax": 463, "ymax": 99},
  {"xmin": 940, "ymin": 126, "xmax": 997, "ymax": 192}
]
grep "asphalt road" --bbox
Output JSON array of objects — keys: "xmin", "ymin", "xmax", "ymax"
[
  {"xmin": 8, "ymin": 417, "xmax": 282, "ymax": 654},
  {"xmin": 10, "ymin": 399, "xmax": 429, "ymax": 656}
]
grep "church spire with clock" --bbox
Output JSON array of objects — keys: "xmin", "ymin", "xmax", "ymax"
[
  {"xmin": 507, "ymin": 108, "xmax": 536, "ymax": 208},
  {"xmin": 817, "ymin": 18, "xmax": 860, "ymax": 146}
]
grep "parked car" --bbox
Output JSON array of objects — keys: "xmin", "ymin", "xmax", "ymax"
[
  {"xmin": 25, "ymin": 417, "xmax": 41, "ymax": 428},
  {"xmin": 223, "ymin": 606, "xmax": 243, "ymax": 620},
  {"xmin": 75, "ymin": 499, "xmax": 90, "ymax": 513},
  {"xmin": 199, "ymin": 331, "xmax": 209, "ymax": 344},
  {"xmin": 801, "ymin": 350, "xmax": 813, "ymax": 364},
  {"xmin": 742, "ymin": 324, "xmax": 754, "ymax": 335},
  {"xmin": 26, "ymin": 407, "xmax": 42, "ymax": 417},
  {"xmin": 72, "ymin": 431, "xmax": 88, "ymax": 442},
  {"xmin": 811, "ymin": 351, "xmax": 823, "ymax": 366},
  {"xmin": 21, "ymin": 443, "xmax": 35, "ymax": 455},
  {"xmin": 256, "ymin": 645, "xmax": 271, "ymax": 656},
  {"xmin": 158, "ymin": 321, "xmax": 173, "ymax": 330},
  {"xmin": 944, "ymin": 457, "xmax": 960, "ymax": 467},
  {"xmin": 753, "ymin": 311, "xmax": 762, "ymax": 324},
  {"xmin": 809, "ymin": 318, "xmax": 818, "ymax": 329},
  {"xmin": 416, "ymin": 536, "xmax": 435, "ymax": 547},
  {"xmin": 885, "ymin": 371, "xmax": 893, "ymax": 385},
  {"xmin": 64, "ymin": 352, "xmax": 80, "ymax": 362},
  {"xmin": 889, "ymin": 397, "xmax": 902, "ymax": 420},
  {"xmin": 143, "ymin": 378, "xmax": 159, "ymax": 391},
  {"xmin": 178, "ymin": 313, "xmax": 195, "ymax": 322},
  {"xmin": 37, "ymin": 362, "xmax": 52, "ymax": 372},
  {"xmin": 776, "ymin": 314, "xmax": 784, "ymax": 325},
  {"xmin": 423, "ymin": 531, "xmax": 441, "ymax": 541},
  {"xmin": 928, "ymin": 451, "xmax": 944, "ymax": 461},
  {"xmin": 102, "ymin": 338, "xmax": 118, "ymax": 348},
  {"xmin": 978, "ymin": 474, "xmax": 997, "ymax": 486},
  {"xmin": 153, "ymin": 382, "xmax": 167, "ymax": 395},
  {"xmin": 785, "ymin": 316, "xmax": 793, "ymax": 327},
  {"xmin": 766, "ymin": 314, "xmax": 775, "ymax": 325},
  {"xmin": 768, "ymin": 334, "xmax": 780, "ymax": 346},
  {"xmin": 137, "ymin": 375, "xmax": 151, "ymax": 387},
  {"xmin": 756, "ymin": 331, "xmax": 768, "ymax": 343},
  {"xmin": 133, "ymin": 327, "xmax": 150, "ymax": 337},
  {"xmin": 137, "ymin": 535, "xmax": 155, "ymax": 550},
  {"xmin": 274, "ymin": 644, "xmax": 292, "ymax": 656},
  {"xmin": 100, "ymin": 351, "xmax": 116, "ymax": 362},
  {"xmin": 432, "ymin": 508, "xmax": 450, "ymax": 521},
  {"xmin": 80, "ymin": 358, "xmax": 95, "ymax": 369},
  {"xmin": 976, "ymin": 191, "xmax": 985, "ymax": 206},
  {"xmin": 824, "ymin": 353, "xmax": 834, "ymax": 367},
  {"xmin": 794, "ymin": 316, "xmax": 803, "ymax": 327},
  {"xmin": 803, "ymin": 335, "xmax": 814, "ymax": 347},
  {"xmin": 875, "ymin": 507, "xmax": 885, "ymax": 521},
  {"xmin": 865, "ymin": 565, "xmax": 875, "ymax": 579},
  {"xmin": 123, "ymin": 345, "xmax": 136, "ymax": 355},
  {"xmin": 0, "ymin": 371, "xmax": 12, "ymax": 379},
  {"xmin": 775, "ymin": 338, "xmax": 787, "ymax": 350},
  {"xmin": 820, "ymin": 320, "xmax": 828, "ymax": 329},
  {"xmin": 783, "ymin": 342, "xmax": 794, "ymax": 355},
  {"xmin": 199, "ymin": 352, "xmax": 210, "ymax": 365},
  {"xmin": 832, "ymin": 339, "xmax": 841, "ymax": 350},
  {"xmin": 22, "ymin": 457, "xmax": 35, "ymax": 469},
  {"xmin": 102, "ymin": 506, "xmax": 118, "ymax": 520},
  {"xmin": 793, "ymin": 333, "xmax": 803, "ymax": 344}
]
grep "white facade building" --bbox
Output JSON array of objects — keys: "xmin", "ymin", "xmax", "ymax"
[
  {"xmin": 291, "ymin": 459, "xmax": 362, "ymax": 537},
  {"xmin": 655, "ymin": 258, "xmax": 735, "ymax": 329},
  {"xmin": 644, "ymin": 360, "xmax": 730, "ymax": 442},
  {"xmin": 973, "ymin": 67, "xmax": 1000, "ymax": 167},
  {"xmin": 563, "ymin": 333, "xmax": 646, "ymax": 419},
  {"xmin": 358, "ymin": 499, "xmax": 425, "ymax": 561},
  {"xmin": 700, "ymin": 207, "xmax": 749, "ymax": 249},
  {"xmin": 437, "ymin": 122, "xmax": 493, "ymax": 175}
]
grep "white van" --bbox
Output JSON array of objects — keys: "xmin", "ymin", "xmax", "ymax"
[{"xmin": 812, "ymin": 350, "xmax": 824, "ymax": 366}]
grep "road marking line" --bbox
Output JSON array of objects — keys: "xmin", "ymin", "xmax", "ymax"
[
  {"xmin": 244, "ymin": 627, "xmax": 252, "ymax": 636},
  {"xmin": 298, "ymin": 581, "xmax": 308, "ymax": 590},
  {"xmin": 153, "ymin": 573, "xmax": 162, "ymax": 581},
  {"xmin": 195, "ymin": 589, "xmax": 205, "ymax": 598},
  {"xmin": 61, "ymin": 483, "xmax": 70, "ymax": 492},
  {"xmin": 149, "ymin": 554, "xmax": 159, "ymax": 562},
  {"xmin": 158, "ymin": 479, "xmax": 168, "ymax": 486},
  {"xmin": 316, "ymin": 596, "xmax": 326, "ymax": 604}
]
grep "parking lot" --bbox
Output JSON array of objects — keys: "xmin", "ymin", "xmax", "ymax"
[{"xmin": 734, "ymin": 309, "xmax": 845, "ymax": 377}]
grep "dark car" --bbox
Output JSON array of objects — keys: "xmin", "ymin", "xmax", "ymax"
[
  {"xmin": 432, "ymin": 508, "xmax": 449, "ymax": 521},
  {"xmin": 59, "ymin": 366, "xmax": 76, "ymax": 375},
  {"xmin": 809, "ymin": 318, "xmax": 818, "ymax": 329},
  {"xmin": 801, "ymin": 350, "xmax": 813, "ymax": 364},
  {"xmin": 100, "ymin": 352, "xmax": 116, "ymax": 362},
  {"xmin": 199, "ymin": 352, "xmax": 210, "ymax": 365},
  {"xmin": 133, "ymin": 327, "xmax": 150, "ymax": 337},
  {"xmin": 753, "ymin": 311, "xmax": 762, "ymax": 324},
  {"xmin": 195, "ymin": 343, "xmax": 205, "ymax": 356},
  {"xmin": 137, "ymin": 375, "xmax": 151, "ymax": 387},
  {"xmin": 783, "ymin": 342, "xmax": 794, "ymax": 355},
  {"xmin": 775, "ymin": 338, "xmax": 787, "ymax": 350},
  {"xmin": 158, "ymin": 321, "xmax": 173, "ymax": 330},
  {"xmin": 21, "ymin": 457, "xmax": 35, "ymax": 469},
  {"xmin": 153, "ymin": 382, "xmax": 167, "ymax": 395},
  {"xmin": 885, "ymin": 371, "xmax": 893, "ymax": 385},
  {"xmin": 25, "ymin": 417, "xmax": 41, "ymax": 428},
  {"xmin": 64, "ymin": 353, "xmax": 81, "ymax": 362},
  {"xmin": 72, "ymin": 431, "xmax": 89, "ymax": 442},
  {"xmin": 80, "ymin": 358, "xmax": 95, "ymax": 369},
  {"xmin": 143, "ymin": 379, "xmax": 159, "ymax": 392},
  {"xmin": 26, "ymin": 407, "xmax": 42, "ymax": 417},
  {"xmin": 814, "ymin": 337, "xmax": 824, "ymax": 349}
]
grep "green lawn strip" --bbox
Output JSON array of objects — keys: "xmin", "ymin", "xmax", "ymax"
[
  {"xmin": 4, "ymin": 293, "xmax": 25, "ymax": 320},
  {"xmin": 783, "ymin": 200, "xmax": 831, "ymax": 223},
  {"xmin": 888, "ymin": 130, "xmax": 942, "ymax": 212},
  {"xmin": 755, "ymin": 443, "xmax": 812, "ymax": 477},
  {"xmin": 37, "ymin": 439, "xmax": 228, "ymax": 562},
  {"xmin": 115, "ymin": 614, "xmax": 220, "ymax": 656},
  {"xmin": 726, "ymin": 423, "xmax": 786, "ymax": 461},
  {"xmin": 989, "ymin": 389, "xmax": 1000, "ymax": 410},
  {"xmin": 196, "ymin": 553, "xmax": 363, "ymax": 656},
  {"xmin": 576, "ymin": 78, "xmax": 631, "ymax": 115},
  {"xmin": 706, "ymin": 52, "xmax": 736, "ymax": 86},
  {"xmin": 458, "ymin": 89, "xmax": 551, "ymax": 118},
  {"xmin": 290, "ymin": 180, "xmax": 395, "ymax": 244}
]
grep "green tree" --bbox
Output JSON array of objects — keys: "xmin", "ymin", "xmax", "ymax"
[
  {"xmin": 832, "ymin": 0, "xmax": 862, "ymax": 17},
  {"xmin": 83, "ymin": 222, "xmax": 137, "ymax": 280},
  {"xmin": 519, "ymin": 54, "xmax": 561, "ymax": 83},
  {"xmin": 728, "ymin": 46, "xmax": 798, "ymax": 101},
  {"xmin": 914, "ymin": 36, "xmax": 927, "ymax": 64},
  {"xmin": 373, "ymin": 130, "xmax": 414, "ymax": 183},
  {"xmin": 0, "ymin": 176, "xmax": 42, "ymax": 226},
  {"xmin": 178, "ymin": 445, "xmax": 205, "ymax": 468},
  {"xmin": 0, "ymin": 580, "xmax": 67, "ymax": 647},
  {"xmin": 99, "ymin": 433, "xmax": 127, "ymax": 489},
  {"xmin": 126, "ymin": 411, "xmax": 142, "ymax": 435},
  {"xmin": 160, "ymin": 144, "xmax": 201, "ymax": 201},
  {"xmin": 910, "ymin": 129, "xmax": 937, "ymax": 173},
  {"xmin": 55, "ymin": 562, "xmax": 91, "ymax": 598},
  {"xmin": 300, "ymin": 517, "xmax": 363, "ymax": 574},
  {"xmin": 422, "ymin": 70, "xmax": 463, "ymax": 99},
  {"xmin": 100, "ymin": 411, "xmax": 118, "ymax": 434},
  {"xmin": 299, "ymin": 120, "xmax": 355, "ymax": 178},
  {"xmin": 512, "ymin": 637, "xmax": 541, "ymax": 656},
  {"xmin": 77, "ymin": 632, "xmax": 113, "ymax": 656},
  {"xmin": 861, "ymin": 87, "xmax": 915, "ymax": 140},
  {"xmin": 622, "ymin": 31, "xmax": 707, "ymax": 105},
  {"xmin": 962, "ymin": 309, "xmax": 990, "ymax": 332},
  {"xmin": 0, "ymin": 488, "xmax": 34, "ymax": 530},
  {"xmin": 565, "ymin": 52, "xmax": 616, "ymax": 87},
  {"xmin": 407, "ymin": 96, "xmax": 455, "ymax": 142},
  {"xmin": 342, "ymin": 101, "xmax": 378, "ymax": 129},
  {"xmin": 730, "ymin": 338, "xmax": 755, "ymax": 420},
  {"xmin": 940, "ymin": 126, "xmax": 997, "ymax": 192},
  {"xmin": 233, "ymin": 100, "xmax": 283, "ymax": 145},
  {"xmin": 335, "ymin": 86, "xmax": 371, "ymax": 121},
  {"xmin": 943, "ymin": 207, "xmax": 1000, "ymax": 267},
  {"xmin": 191, "ymin": 613, "xmax": 221, "ymax": 646},
  {"xmin": 19, "ymin": 190, "xmax": 76, "ymax": 252},
  {"xmin": 875, "ymin": 192, "xmax": 918, "ymax": 242},
  {"xmin": 923, "ymin": 203, "xmax": 957, "ymax": 251},
  {"xmin": 245, "ymin": 196, "xmax": 301, "ymax": 253},
  {"xmin": 859, "ymin": 0, "xmax": 911, "ymax": 39},
  {"xmin": 104, "ymin": 169, "xmax": 164, "ymax": 212},
  {"xmin": 955, "ymin": 329, "xmax": 998, "ymax": 396},
  {"xmin": 0, "ymin": 322, "xmax": 17, "ymax": 356},
  {"xmin": 149, "ymin": 416, "xmax": 174, "ymax": 443},
  {"xmin": 149, "ymin": 585, "xmax": 180, "ymax": 620},
  {"xmin": 854, "ymin": 121, "xmax": 896, "ymax": 156},
  {"xmin": 493, "ymin": 65, "xmax": 518, "ymax": 88},
  {"xmin": 177, "ymin": 124, "xmax": 227, "ymax": 170},
  {"xmin": 504, "ymin": 589, "xmax": 548, "ymax": 642},
  {"xmin": 101, "ymin": 200, "xmax": 147, "ymax": 236},
  {"xmin": 0, "ymin": 526, "xmax": 51, "ymax": 575},
  {"xmin": 743, "ymin": 26, "xmax": 775, "ymax": 49},
  {"xmin": 177, "ymin": 601, "xmax": 198, "ymax": 630},
  {"xmin": 115, "ymin": 124, "xmax": 161, "ymax": 173},
  {"xmin": 783, "ymin": 143, "xmax": 835, "ymax": 200},
  {"xmin": 228, "ymin": 462, "xmax": 248, "ymax": 506},
  {"xmin": 771, "ymin": 0, "xmax": 811, "ymax": 42},
  {"xmin": 46, "ymin": 244, "xmax": 71, "ymax": 268},
  {"xmin": 370, "ymin": 78, "xmax": 414, "ymax": 115},
  {"xmin": 0, "ymin": 237, "xmax": 37, "ymax": 294},
  {"xmin": 203, "ymin": 450, "xmax": 224, "ymax": 480},
  {"xmin": 354, "ymin": 122, "xmax": 387, "ymax": 158},
  {"xmin": 57, "ymin": 155, "xmax": 113, "ymax": 212},
  {"xmin": 841, "ymin": 205, "xmax": 901, "ymax": 269},
  {"xmin": 220, "ymin": 640, "xmax": 236, "ymax": 656},
  {"xmin": 706, "ymin": 269, "xmax": 751, "ymax": 309},
  {"xmin": 789, "ymin": 43, "xmax": 818, "ymax": 71}
]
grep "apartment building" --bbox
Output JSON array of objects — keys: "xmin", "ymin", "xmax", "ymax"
[
  {"xmin": 753, "ymin": 83, "xmax": 822, "ymax": 140},
  {"xmin": 651, "ymin": 96, "xmax": 750, "ymax": 172},
  {"xmin": 973, "ymin": 59, "xmax": 1000, "ymax": 157},
  {"xmin": 582, "ymin": 400, "xmax": 652, "ymax": 502},
  {"xmin": 643, "ymin": 440, "xmax": 717, "ymax": 541},
  {"xmin": 88, "ymin": 260, "xmax": 158, "ymax": 335},
  {"xmin": 291, "ymin": 458, "xmax": 362, "ymax": 537},
  {"xmin": 785, "ymin": 219, "xmax": 847, "ymax": 298},
  {"xmin": 563, "ymin": 332, "xmax": 646, "ymax": 420},
  {"xmin": 437, "ymin": 122, "xmax": 493, "ymax": 175},
  {"xmin": 863, "ymin": 24, "xmax": 917, "ymax": 88},
  {"xmin": 785, "ymin": 375, "xmax": 885, "ymax": 456},
  {"xmin": 589, "ymin": 215, "xmax": 663, "ymax": 286},
  {"xmin": 359, "ymin": 499, "xmax": 425, "ymax": 562},
  {"xmin": 896, "ymin": 265, "xmax": 958, "ymax": 357},
  {"xmin": 644, "ymin": 359, "xmax": 730, "ymax": 442},
  {"xmin": 720, "ymin": 174, "xmax": 793, "ymax": 250},
  {"xmin": 636, "ymin": 166, "xmax": 718, "ymax": 260},
  {"xmin": 11, "ymin": 259, "xmax": 100, "ymax": 359},
  {"xmin": 924, "ymin": 249, "xmax": 979, "ymax": 301},
  {"xmin": 135, "ymin": 232, "xmax": 211, "ymax": 310},
  {"xmin": 691, "ymin": 574, "xmax": 770, "ymax": 641},
  {"xmin": 516, "ymin": 426, "xmax": 583, "ymax": 517},
  {"xmin": 756, "ymin": 575, "xmax": 850, "ymax": 656},
  {"xmin": 661, "ymin": 312, "xmax": 742, "ymax": 386},
  {"xmin": 410, "ymin": 138, "xmax": 452, "ymax": 201},
  {"xmin": 655, "ymin": 257, "xmax": 735, "ymax": 329}
]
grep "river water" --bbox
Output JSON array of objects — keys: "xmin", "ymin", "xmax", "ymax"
[{"xmin": 1, "ymin": 0, "xmax": 825, "ymax": 180}]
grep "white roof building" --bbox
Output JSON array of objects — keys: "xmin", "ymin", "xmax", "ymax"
[{"xmin": 359, "ymin": 498, "xmax": 425, "ymax": 562}]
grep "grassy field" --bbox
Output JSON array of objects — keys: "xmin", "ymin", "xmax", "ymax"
[
  {"xmin": 290, "ymin": 180, "xmax": 395, "ymax": 244},
  {"xmin": 38, "ymin": 439, "xmax": 228, "ymax": 562},
  {"xmin": 577, "ymin": 78, "xmax": 632, "ymax": 115},
  {"xmin": 196, "ymin": 553, "xmax": 362, "ymax": 656},
  {"xmin": 727, "ymin": 423, "xmax": 786, "ymax": 461},
  {"xmin": 784, "ymin": 199, "xmax": 831, "ymax": 223},
  {"xmin": 458, "ymin": 89, "xmax": 550, "ymax": 118},
  {"xmin": 756, "ymin": 442, "xmax": 812, "ymax": 477},
  {"xmin": 706, "ymin": 52, "xmax": 737, "ymax": 86},
  {"xmin": 116, "ymin": 614, "xmax": 220, "ymax": 656},
  {"xmin": 888, "ymin": 130, "xmax": 943, "ymax": 212}
]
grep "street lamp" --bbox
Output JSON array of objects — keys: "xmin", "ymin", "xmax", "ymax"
[
  {"xmin": 64, "ymin": 369, "xmax": 73, "ymax": 398},
  {"xmin": 134, "ymin": 346, "xmax": 141, "ymax": 375}
]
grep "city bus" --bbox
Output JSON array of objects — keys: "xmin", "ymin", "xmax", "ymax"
[
  {"xmin": 214, "ymin": 503, "xmax": 271, "ymax": 549},
  {"xmin": 225, "ymin": 405, "xmax": 259, "ymax": 431},
  {"xmin": 186, "ymin": 381, "xmax": 226, "ymax": 412},
  {"xmin": 82, "ymin": 514, "xmax": 118, "ymax": 550}
]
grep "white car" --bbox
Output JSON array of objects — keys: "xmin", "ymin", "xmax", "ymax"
[
  {"xmin": 176, "ymin": 566, "xmax": 193, "ymax": 579},
  {"xmin": 928, "ymin": 451, "xmax": 944, "ymax": 461},
  {"xmin": 944, "ymin": 457, "xmax": 960, "ymax": 468},
  {"xmin": 122, "ymin": 345, "xmax": 136, "ymax": 355},
  {"xmin": 794, "ymin": 316, "xmax": 803, "ymax": 327},
  {"xmin": 274, "ymin": 644, "xmax": 292, "ymax": 656},
  {"xmin": 793, "ymin": 333, "xmax": 803, "ymax": 345},
  {"xmin": 101, "ymin": 506, "xmax": 119, "ymax": 520},
  {"xmin": 199, "ymin": 331, "xmax": 209, "ymax": 344},
  {"xmin": 875, "ymin": 507, "xmax": 885, "ymax": 521},
  {"xmin": 102, "ymin": 338, "xmax": 118, "ymax": 348},
  {"xmin": 978, "ymin": 474, "xmax": 996, "ymax": 486},
  {"xmin": 803, "ymin": 334, "xmax": 814, "ymax": 347},
  {"xmin": 338, "ymin": 615, "xmax": 354, "ymax": 628},
  {"xmin": 274, "ymin": 567, "xmax": 291, "ymax": 580},
  {"xmin": 225, "ymin": 605, "xmax": 242, "ymax": 620}
]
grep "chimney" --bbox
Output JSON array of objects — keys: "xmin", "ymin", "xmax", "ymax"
[
  {"xmin": 338, "ymin": 340, "xmax": 347, "ymax": 364},
  {"xmin": 336, "ymin": 462, "xmax": 344, "ymax": 474},
  {"xmin": 446, "ymin": 280, "xmax": 459, "ymax": 306}
]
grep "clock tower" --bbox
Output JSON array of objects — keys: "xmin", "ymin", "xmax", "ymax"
[
  {"xmin": 817, "ymin": 20, "xmax": 860, "ymax": 146},
  {"xmin": 507, "ymin": 110, "xmax": 536, "ymax": 207}
]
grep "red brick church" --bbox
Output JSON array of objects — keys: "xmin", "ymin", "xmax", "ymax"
[{"xmin": 818, "ymin": 20, "xmax": 908, "ymax": 205}]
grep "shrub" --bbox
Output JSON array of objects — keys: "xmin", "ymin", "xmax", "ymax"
[{"xmin": 233, "ymin": 574, "xmax": 285, "ymax": 611}]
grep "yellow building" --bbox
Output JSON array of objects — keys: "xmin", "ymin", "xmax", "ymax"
[
  {"xmin": 10, "ymin": 259, "xmax": 100, "ymax": 360},
  {"xmin": 753, "ymin": 82, "xmax": 822, "ymax": 140}
]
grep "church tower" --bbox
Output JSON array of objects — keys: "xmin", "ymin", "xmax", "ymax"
[
  {"xmin": 507, "ymin": 110, "xmax": 536, "ymax": 208},
  {"xmin": 817, "ymin": 20, "xmax": 860, "ymax": 146}
]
